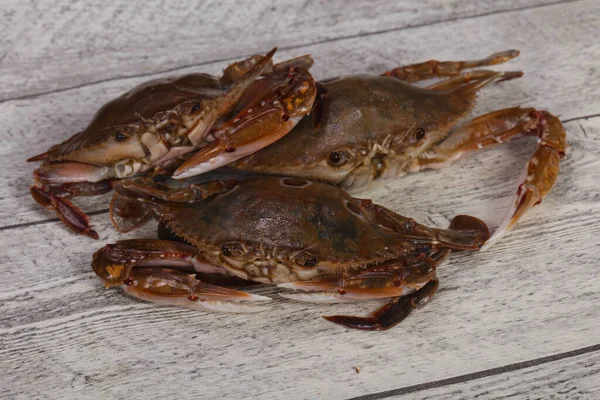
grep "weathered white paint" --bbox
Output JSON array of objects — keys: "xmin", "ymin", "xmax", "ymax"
[
  {"xmin": 0, "ymin": 0, "xmax": 566, "ymax": 101},
  {"xmin": 376, "ymin": 348, "xmax": 600, "ymax": 399},
  {"xmin": 1, "ymin": 0, "xmax": 599, "ymax": 399}
]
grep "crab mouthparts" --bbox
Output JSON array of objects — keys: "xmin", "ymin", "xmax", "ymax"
[{"xmin": 34, "ymin": 162, "xmax": 114, "ymax": 183}]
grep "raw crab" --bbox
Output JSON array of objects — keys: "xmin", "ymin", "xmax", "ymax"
[
  {"xmin": 93, "ymin": 177, "xmax": 490, "ymax": 330},
  {"xmin": 29, "ymin": 48, "xmax": 566, "ymax": 249},
  {"xmin": 28, "ymin": 48, "xmax": 317, "ymax": 238}
]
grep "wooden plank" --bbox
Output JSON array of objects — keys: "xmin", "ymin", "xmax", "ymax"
[
  {"xmin": 0, "ymin": 0, "xmax": 565, "ymax": 101},
  {"xmin": 1, "ymin": 116, "xmax": 599, "ymax": 399},
  {"xmin": 2, "ymin": 1, "xmax": 600, "ymax": 398},
  {"xmin": 360, "ymin": 347, "xmax": 600, "ymax": 399},
  {"xmin": 2, "ymin": 0, "xmax": 599, "ymax": 228}
]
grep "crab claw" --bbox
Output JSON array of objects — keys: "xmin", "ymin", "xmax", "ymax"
[
  {"xmin": 30, "ymin": 186, "xmax": 99, "ymax": 239},
  {"xmin": 482, "ymin": 112, "xmax": 566, "ymax": 250},
  {"xmin": 34, "ymin": 163, "xmax": 113, "ymax": 183},
  {"xmin": 123, "ymin": 273, "xmax": 272, "ymax": 313},
  {"xmin": 29, "ymin": 162, "xmax": 116, "ymax": 238},
  {"xmin": 92, "ymin": 240, "xmax": 271, "ymax": 313},
  {"xmin": 173, "ymin": 68, "xmax": 316, "ymax": 179}
]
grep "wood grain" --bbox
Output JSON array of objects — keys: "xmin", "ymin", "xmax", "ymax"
[
  {"xmin": 357, "ymin": 347, "xmax": 600, "ymax": 399},
  {"xmin": 1, "ymin": 0, "xmax": 599, "ymax": 399},
  {"xmin": 3, "ymin": 0, "xmax": 599, "ymax": 228},
  {"xmin": 1, "ymin": 110, "xmax": 599, "ymax": 400},
  {"xmin": 0, "ymin": 0, "xmax": 566, "ymax": 101}
]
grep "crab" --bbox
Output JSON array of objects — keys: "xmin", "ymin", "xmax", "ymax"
[
  {"xmin": 27, "ymin": 48, "xmax": 317, "ymax": 238},
  {"xmin": 93, "ymin": 176, "xmax": 490, "ymax": 330},
  {"xmin": 28, "ymin": 48, "xmax": 566, "ymax": 249}
]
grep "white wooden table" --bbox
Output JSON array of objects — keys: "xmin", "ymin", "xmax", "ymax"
[{"xmin": 1, "ymin": 1, "xmax": 599, "ymax": 398}]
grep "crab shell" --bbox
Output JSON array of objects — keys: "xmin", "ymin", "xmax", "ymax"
[
  {"xmin": 159, "ymin": 177, "xmax": 410, "ymax": 283},
  {"xmin": 32, "ymin": 73, "xmax": 242, "ymax": 182}
]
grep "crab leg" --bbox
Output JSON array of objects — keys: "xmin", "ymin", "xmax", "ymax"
[
  {"xmin": 272, "ymin": 55, "xmax": 314, "ymax": 73},
  {"xmin": 109, "ymin": 192, "xmax": 153, "ymax": 233},
  {"xmin": 221, "ymin": 53, "xmax": 314, "ymax": 84},
  {"xmin": 412, "ymin": 107, "xmax": 566, "ymax": 250},
  {"xmin": 31, "ymin": 186, "xmax": 100, "ymax": 239},
  {"xmin": 280, "ymin": 252, "xmax": 445, "ymax": 331},
  {"xmin": 382, "ymin": 50, "xmax": 519, "ymax": 83},
  {"xmin": 30, "ymin": 179, "xmax": 113, "ymax": 239},
  {"xmin": 112, "ymin": 178, "xmax": 231, "ymax": 203},
  {"xmin": 221, "ymin": 53, "xmax": 275, "ymax": 84},
  {"xmin": 324, "ymin": 278, "xmax": 440, "ymax": 331},
  {"xmin": 174, "ymin": 67, "xmax": 316, "ymax": 179},
  {"xmin": 92, "ymin": 239, "xmax": 271, "ymax": 313},
  {"xmin": 31, "ymin": 164, "xmax": 116, "ymax": 238},
  {"xmin": 426, "ymin": 70, "xmax": 523, "ymax": 91},
  {"xmin": 355, "ymin": 199, "xmax": 490, "ymax": 250},
  {"xmin": 109, "ymin": 178, "xmax": 234, "ymax": 233}
]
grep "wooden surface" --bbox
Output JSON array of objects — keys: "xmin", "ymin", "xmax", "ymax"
[{"xmin": 1, "ymin": 0, "xmax": 599, "ymax": 399}]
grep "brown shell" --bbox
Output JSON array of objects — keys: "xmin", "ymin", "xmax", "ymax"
[
  {"xmin": 44, "ymin": 73, "xmax": 224, "ymax": 162},
  {"xmin": 156, "ymin": 177, "xmax": 415, "ymax": 268}
]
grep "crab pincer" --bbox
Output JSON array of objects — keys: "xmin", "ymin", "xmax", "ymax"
[
  {"xmin": 92, "ymin": 239, "xmax": 271, "ymax": 313},
  {"xmin": 173, "ymin": 66, "xmax": 317, "ymax": 178}
]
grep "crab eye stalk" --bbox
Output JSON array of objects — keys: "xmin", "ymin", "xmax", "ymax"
[{"xmin": 328, "ymin": 151, "xmax": 347, "ymax": 166}]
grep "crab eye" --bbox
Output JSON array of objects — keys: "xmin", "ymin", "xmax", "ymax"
[
  {"xmin": 294, "ymin": 252, "xmax": 318, "ymax": 268},
  {"xmin": 414, "ymin": 127, "xmax": 426, "ymax": 141},
  {"xmin": 221, "ymin": 242, "xmax": 244, "ymax": 257},
  {"xmin": 328, "ymin": 151, "xmax": 347, "ymax": 166},
  {"xmin": 190, "ymin": 102, "xmax": 201, "ymax": 113},
  {"xmin": 114, "ymin": 130, "xmax": 130, "ymax": 142}
]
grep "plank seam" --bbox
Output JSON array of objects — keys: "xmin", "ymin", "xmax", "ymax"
[
  {"xmin": 347, "ymin": 343, "xmax": 600, "ymax": 400},
  {"xmin": 563, "ymin": 112, "xmax": 600, "ymax": 123},
  {"xmin": 5, "ymin": 111, "xmax": 597, "ymax": 232},
  {"xmin": 0, "ymin": 0, "xmax": 580, "ymax": 104},
  {"xmin": 0, "ymin": 209, "xmax": 109, "ymax": 232}
]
